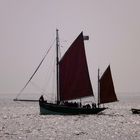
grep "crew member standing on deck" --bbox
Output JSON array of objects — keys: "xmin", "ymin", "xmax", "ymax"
[{"xmin": 39, "ymin": 95, "xmax": 44, "ymax": 102}]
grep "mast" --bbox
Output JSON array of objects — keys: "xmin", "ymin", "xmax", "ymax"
[
  {"xmin": 56, "ymin": 29, "xmax": 60, "ymax": 102},
  {"xmin": 98, "ymin": 68, "xmax": 100, "ymax": 107}
]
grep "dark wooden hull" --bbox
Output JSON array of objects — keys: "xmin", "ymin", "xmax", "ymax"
[
  {"xmin": 39, "ymin": 101, "xmax": 106, "ymax": 115},
  {"xmin": 131, "ymin": 108, "xmax": 140, "ymax": 114}
]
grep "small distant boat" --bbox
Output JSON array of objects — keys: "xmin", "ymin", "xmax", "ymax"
[
  {"xmin": 14, "ymin": 29, "xmax": 118, "ymax": 115},
  {"xmin": 131, "ymin": 108, "xmax": 140, "ymax": 114}
]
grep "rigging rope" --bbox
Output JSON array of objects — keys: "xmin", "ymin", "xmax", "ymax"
[
  {"xmin": 42, "ymin": 54, "xmax": 55, "ymax": 92},
  {"xmin": 15, "ymin": 39, "xmax": 56, "ymax": 99}
]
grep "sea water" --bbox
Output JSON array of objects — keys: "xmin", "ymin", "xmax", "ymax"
[{"xmin": 0, "ymin": 95, "xmax": 140, "ymax": 140}]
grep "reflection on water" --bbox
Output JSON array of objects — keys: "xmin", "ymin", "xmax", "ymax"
[{"xmin": 0, "ymin": 94, "xmax": 139, "ymax": 140}]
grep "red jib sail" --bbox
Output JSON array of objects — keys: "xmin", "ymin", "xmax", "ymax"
[
  {"xmin": 99, "ymin": 65, "xmax": 118, "ymax": 104},
  {"xmin": 59, "ymin": 32, "xmax": 94, "ymax": 101}
]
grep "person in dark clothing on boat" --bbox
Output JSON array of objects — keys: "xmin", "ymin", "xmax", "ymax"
[
  {"xmin": 39, "ymin": 95, "xmax": 44, "ymax": 102},
  {"xmin": 86, "ymin": 104, "xmax": 91, "ymax": 109},
  {"xmin": 83, "ymin": 104, "xmax": 91, "ymax": 109},
  {"xmin": 92, "ymin": 103, "xmax": 96, "ymax": 108}
]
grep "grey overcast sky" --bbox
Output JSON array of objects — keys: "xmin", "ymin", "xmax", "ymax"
[{"xmin": 0, "ymin": 0, "xmax": 140, "ymax": 97}]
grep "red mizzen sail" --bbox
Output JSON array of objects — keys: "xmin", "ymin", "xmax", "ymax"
[
  {"xmin": 99, "ymin": 65, "xmax": 118, "ymax": 104},
  {"xmin": 59, "ymin": 32, "xmax": 94, "ymax": 101}
]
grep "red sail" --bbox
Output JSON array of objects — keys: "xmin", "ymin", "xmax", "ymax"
[
  {"xmin": 99, "ymin": 65, "xmax": 118, "ymax": 104},
  {"xmin": 59, "ymin": 32, "xmax": 94, "ymax": 101}
]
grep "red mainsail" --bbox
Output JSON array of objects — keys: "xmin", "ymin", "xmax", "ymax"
[
  {"xmin": 59, "ymin": 32, "xmax": 94, "ymax": 101},
  {"xmin": 99, "ymin": 65, "xmax": 118, "ymax": 104}
]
